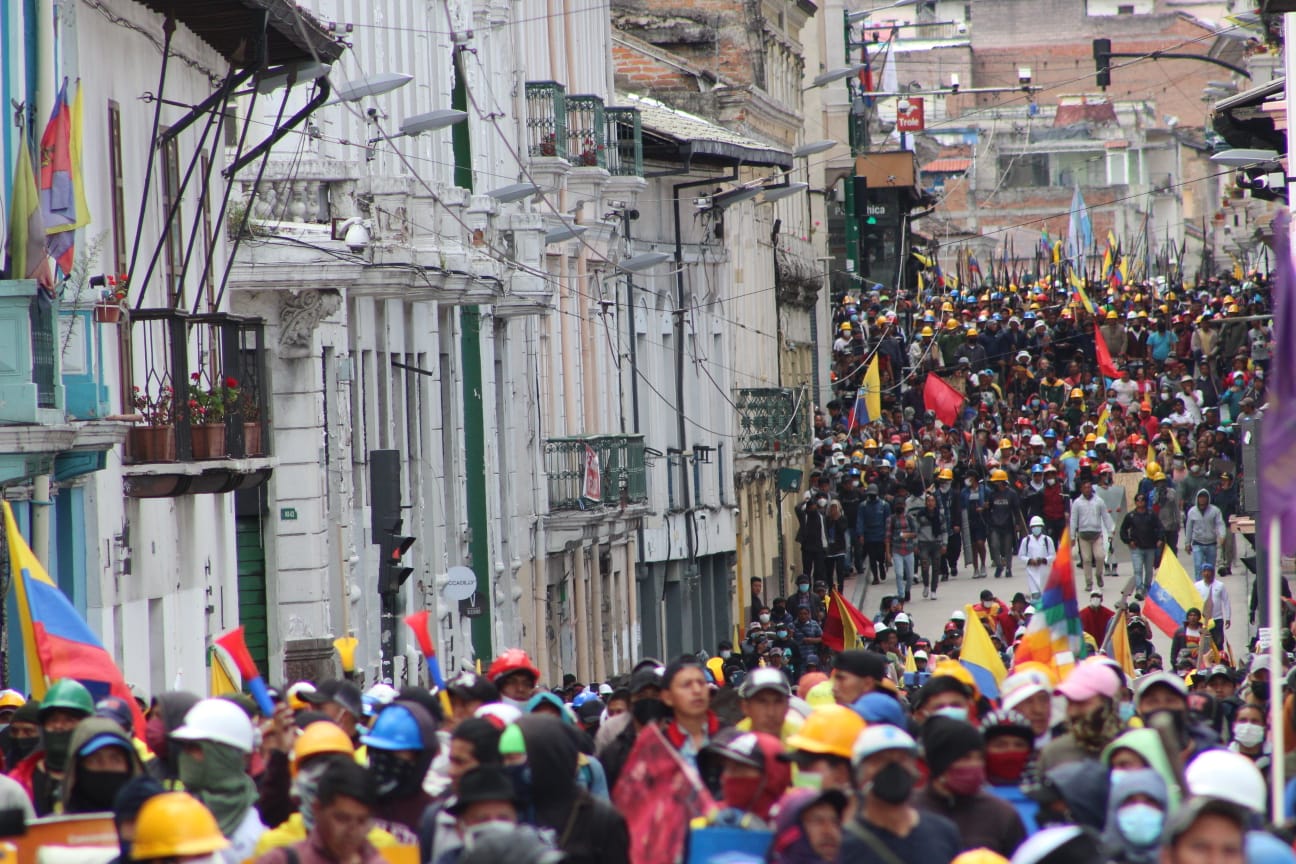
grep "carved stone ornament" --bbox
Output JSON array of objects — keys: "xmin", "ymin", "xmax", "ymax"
[{"xmin": 279, "ymin": 289, "xmax": 342, "ymax": 356}]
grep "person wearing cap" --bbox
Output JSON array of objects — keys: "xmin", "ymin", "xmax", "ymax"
[
  {"xmin": 695, "ymin": 730, "xmax": 791, "ymax": 827},
  {"xmin": 980, "ymin": 709, "xmax": 1039, "ymax": 832},
  {"xmin": 444, "ymin": 673, "xmax": 499, "ymax": 731},
  {"xmin": 1158, "ymin": 796, "xmax": 1248, "ymax": 864},
  {"xmin": 10, "ymin": 678, "xmax": 95, "ymax": 815},
  {"xmin": 735, "ymin": 668, "xmax": 797, "ymax": 742},
  {"xmin": 914, "ymin": 717, "xmax": 1026, "ymax": 857},
  {"xmin": 1243, "ymin": 654, "xmax": 1273, "ymax": 709},
  {"xmin": 301, "ymin": 681, "xmax": 366, "ymax": 747},
  {"xmin": 768, "ymin": 787, "xmax": 847, "ymax": 864},
  {"xmin": 596, "ymin": 665, "xmax": 665, "ymax": 791},
  {"xmin": 1183, "ymin": 489, "xmax": 1226, "ymax": 581},
  {"xmin": 842, "ymin": 725, "xmax": 961, "ymax": 864},
  {"xmin": 60, "ymin": 715, "xmax": 146, "ymax": 814},
  {"xmin": 429, "ymin": 766, "xmax": 521, "ymax": 864},
  {"xmin": 170, "ymin": 699, "xmax": 267, "ymax": 863},
  {"xmin": 1203, "ymin": 665, "xmax": 1242, "ymax": 735},
  {"xmin": 1133, "ymin": 671, "xmax": 1216, "ymax": 764},
  {"xmin": 1000, "ymin": 671, "xmax": 1053, "ymax": 749},
  {"xmin": 913, "ymin": 675, "xmax": 975, "ymax": 725},
  {"xmin": 1037, "ymin": 662, "xmax": 1123, "ymax": 774},
  {"xmin": 3, "ymin": 698, "xmax": 41, "ymax": 771},
  {"xmin": 1192, "ymin": 563, "xmax": 1230, "ymax": 649},
  {"xmin": 254, "ymin": 760, "xmax": 385, "ymax": 864},
  {"xmin": 831, "ymin": 650, "xmax": 887, "ymax": 707}
]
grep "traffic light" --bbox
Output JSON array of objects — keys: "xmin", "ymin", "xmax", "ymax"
[
  {"xmin": 1093, "ymin": 38, "xmax": 1112, "ymax": 89},
  {"xmin": 378, "ymin": 519, "xmax": 415, "ymax": 594}
]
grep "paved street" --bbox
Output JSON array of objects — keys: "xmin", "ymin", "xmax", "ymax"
[{"xmin": 841, "ymin": 540, "xmax": 1257, "ymax": 664}]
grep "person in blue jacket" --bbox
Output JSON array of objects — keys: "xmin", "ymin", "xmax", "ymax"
[{"xmin": 854, "ymin": 484, "xmax": 891, "ymax": 589}]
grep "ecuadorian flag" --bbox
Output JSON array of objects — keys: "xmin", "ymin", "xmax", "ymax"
[
  {"xmin": 960, "ymin": 604, "xmax": 1007, "ymax": 699},
  {"xmin": 3, "ymin": 502, "xmax": 145, "ymax": 736},
  {"xmin": 1144, "ymin": 549, "xmax": 1208, "ymax": 638}
]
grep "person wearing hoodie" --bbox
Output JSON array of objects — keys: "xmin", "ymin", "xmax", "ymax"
[
  {"xmin": 144, "ymin": 690, "xmax": 200, "ymax": 788},
  {"xmin": 1100, "ymin": 769, "xmax": 1168, "ymax": 864},
  {"xmin": 523, "ymin": 692, "xmax": 609, "ymax": 799},
  {"xmin": 1029, "ymin": 760, "xmax": 1110, "ymax": 832},
  {"xmin": 510, "ymin": 714, "xmax": 629, "ymax": 864},
  {"xmin": 980, "ymin": 710, "xmax": 1039, "ymax": 833},
  {"xmin": 170, "ymin": 698, "xmax": 267, "ymax": 864},
  {"xmin": 767, "ymin": 788, "xmax": 846, "ymax": 864},
  {"xmin": 10, "ymin": 678, "xmax": 95, "ymax": 816},
  {"xmin": 913, "ymin": 717, "xmax": 1026, "ymax": 857},
  {"xmin": 3, "ymin": 699, "xmax": 42, "ymax": 774},
  {"xmin": 1100, "ymin": 728, "xmax": 1183, "ymax": 811},
  {"xmin": 1183, "ymin": 489, "xmax": 1226, "ymax": 580},
  {"xmin": 359, "ymin": 700, "xmax": 438, "ymax": 848},
  {"xmin": 695, "ymin": 729, "xmax": 791, "ymax": 828},
  {"xmin": 61, "ymin": 716, "xmax": 146, "ymax": 814}
]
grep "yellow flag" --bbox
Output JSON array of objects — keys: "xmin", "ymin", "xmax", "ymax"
[
  {"xmin": 1096, "ymin": 403, "xmax": 1110, "ymax": 437},
  {"xmin": 209, "ymin": 647, "xmax": 241, "ymax": 697},
  {"xmin": 863, "ymin": 356, "xmax": 881, "ymax": 423}
]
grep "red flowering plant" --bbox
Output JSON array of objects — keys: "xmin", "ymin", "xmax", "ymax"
[
  {"xmin": 101, "ymin": 273, "xmax": 130, "ymax": 305},
  {"xmin": 189, "ymin": 371, "xmax": 240, "ymax": 424},
  {"xmin": 132, "ymin": 383, "xmax": 174, "ymax": 426}
]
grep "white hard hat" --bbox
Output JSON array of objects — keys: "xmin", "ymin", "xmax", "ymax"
[
  {"xmin": 1029, "ymin": 435, "xmax": 1045, "ymax": 447},
  {"xmin": 950, "ymin": 610, "xmax": 967, "ymax": 622},
  {"xmin": 474, "ymin": 703, "xmax": 522, "ymax": 727},
  {"xmin": 1029, "ymin": 515, "xmax": 1045, "ymax": 528},
  {"xmin": 1184, "ymin": 749, "xmax": 1267, "ymax": 813},
  {"xmin": 1094, "ymin": 436, "xmax": 1108, "ymax": 446},
  {"xmin": 851, "ymin": 724, "xmax": 916, "ymax": 767},
  {"xmin": 171, "ymin": 698, "xmax": 255, "ymax": 753},
  {"xmin": 894, "ymin": 612, "xmax": 911, "ymax": 624}
]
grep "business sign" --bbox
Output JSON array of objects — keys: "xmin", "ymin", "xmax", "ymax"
[{"xmin": 896, "ymin": 97, "xmax": 925, "ymax": 132}]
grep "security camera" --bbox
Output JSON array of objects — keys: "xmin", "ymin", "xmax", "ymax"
[{"xmin": 337, "ymin": 217, "xmax": 371, "ymax": 253}]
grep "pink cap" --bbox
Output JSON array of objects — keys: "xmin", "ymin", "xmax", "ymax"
[{"xmin": 1056, "ymin": 662, "xmax": 1120, "ymax": 702}]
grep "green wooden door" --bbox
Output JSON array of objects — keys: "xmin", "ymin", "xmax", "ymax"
[{"xmin": 235, "ymin": 516, "xmax": 269, "ymax": 674}]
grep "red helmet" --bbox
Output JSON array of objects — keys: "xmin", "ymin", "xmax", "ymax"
[
  {"xmin": 487, "ymin": 649, "xmax": 540, "ymax": 684},
  {"xmin": 1079, "ymin": 457, "xmax": 1092, "ymax": 468}
]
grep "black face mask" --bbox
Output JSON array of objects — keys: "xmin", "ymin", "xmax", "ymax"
[
  {"xmin": 631, "ymin": 697, "xmax": 670, "ymax": 727},
  {"xmin": 43, "ymin": 729, "xmax": 74, "ymax": 773},
  {"xmin": 367, "ymin": 749, "xmax": 423, "ymax": 799},
  {"xmin": 10, "ymin": 736, "xmax": 38, "ymax": 761},
  {"xmin": 868, "ymin": 761, "xmax": 915, "ymax": 804},
  {"xmin": 1251, "ymin": 681, "xmax": 1271, "ymax": 703},
  {"xmin": 75, "ymin": 769, "xmax": 131, "ymax": 812}
]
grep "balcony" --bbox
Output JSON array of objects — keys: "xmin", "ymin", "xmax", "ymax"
[
  {"xmin": 526, "ymin": 81, "xmax": 568, "ymax": 161},
  {"xmin": 605, "ymin": 108, "xmax": 644, "ymax": 177},
  {"xmin": 735, "ymin": 387, "xmax": 810, "ymax": 455},
  {"xmin": 0, "ymin": 281, "xmax": 64, "ymax": 425},
  {"xmin": 566, "ymin": 95, "xmax": 606, "ymax": 168},
  {"xmin": 122, "ymin": 309, "xmax": 273, "ymax": 498},
  {"xmin": 544, "ymin": 434, "xmax": 647, "ymax": 511}
]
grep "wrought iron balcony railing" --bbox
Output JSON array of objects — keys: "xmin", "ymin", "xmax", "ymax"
[
  {"xmin": 735, "ymin": 387, "xmax": 810, "ymax": 455},
  {"xmin": 526, "ymin": 81, "xmax": 568, "ymax": 161},
  {"xmin": 605, "ymin": 107, "xmax": 644, "ymax": 177},
  {"xmin": 566, "ymin": 95, "xmax": 606, "ymax": 168},
  {"xmin": 0, "ymin": 280, "xmax": 64, "ymax": 424},
  {"xmin": 544, "ymin": 434, "xmax": 647, "ymax": 511}
]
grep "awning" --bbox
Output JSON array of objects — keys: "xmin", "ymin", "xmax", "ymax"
[
  {"xmin": 920, "ymin": 157, "xmax": 970, "ymax": 173},
  {"xmin": 136, "ymin": 0, "xmax": 343, "ymax": 66},
  {"xmin": 620, "ymin": 93, "xmax": 793, "ymax": 169},
  {"xmin": 1212, "ymin": 77, "xmax": 1285, "ymax": 153},
  {"xmin": 1214, "ymin": 77, "xmax": 1284, "ymax": 114}
]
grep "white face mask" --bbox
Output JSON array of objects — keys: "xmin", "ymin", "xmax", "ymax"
[
  {"xmin": 1233, "ymin": 722, "xmax": 1265, "ymax": 749},
  {"xmin": 1031, "ymin": 526, "xmax": 1044, "ymax": 536},
  {"xmin": 939, "ymin": 482, "xmax": 951, "ymax": 493},
  {"xmin": 1090, "ymin": 598, "xmax": 1102, "ymax": 609},
  {"xmin": 720, "ymin": 650, "xmax": 732, "ymax": 660},
  {"xmin": 1045, "ymin": 478, "xmax": 1055, "ymax": 486},
  {"xmin": 759, "ymin": 614, "xmax": 771, "ymax": 624}
]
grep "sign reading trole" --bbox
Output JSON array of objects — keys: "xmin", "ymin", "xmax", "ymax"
[
  {"xmin": 443, "ymin": 565, "xmax": 478, "ymax": 602},
  {"xmin": 896, "ymin": 97, "xmax": 925, "ymax": 132}
]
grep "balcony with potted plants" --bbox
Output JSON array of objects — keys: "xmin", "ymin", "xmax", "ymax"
[
  {"xmin": 121, "ymin": 308, "xmax": 273, "ymax": 498},
  {"xmin": 0, "ymin": 279, "xmax": 130, "ymax": 486}
]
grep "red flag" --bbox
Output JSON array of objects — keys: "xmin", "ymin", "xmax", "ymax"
[
  {"xmin": 923, "ymin": 374, "xmax": 964, "ymax": 427},
  {"xmin": 613, "ymin": 724, "xmax": 715, "ymax": 864},
  {"xmin": 1093, "ymin": 322, "xmax": 1120, "ymax": 379},
  {"xmin": 822, "ymin": 589, "xmax": 876, "ymax": 652}
]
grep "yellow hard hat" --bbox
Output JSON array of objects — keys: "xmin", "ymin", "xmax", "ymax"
[
  {"xmin": 945, "ymin": 319, "xmax": 959, "ymax": 329},
  {"xmin": 932, "ymin": 658, "xmax": 980, "ymax": 702},
  {"xmin": 876, "ymin": 315, "xmax": 888, "ymax": 326},
  {"xmin": 1145, "ymin": 461, "xmax": 1160, "ymax": 478},
  {"xmin": 805, "ymin": 680, "xmax": 835, "ymax": 708},
  {"xmin": 942, "ymin": 302, "xmax": 954, "ymax": 312},
  {"xmin": 0, "ymin": 690, "xmax": 26, "ymax": 711},
  {"xmin": 864, "ymin": 438, "xmax": 878, "ymax": 449},
  {"xmin": 1106, "ymin": 310, "xmax": 1118, "ymax": 320},
  {"xmin": 1084, "ymin": 432, "xmax": 1097, "ymax": 443},
  {"xmin": 1069, "ymin": 388, "xmax": 1084, "ymax": 399},
  {"xmin": 1150, "ymin": 470, "xmax": 1166, "ymax": 482},
  {"xmin": 900, "ymin": 441, "xmax": 915, "ymax": 453},
  {"xmin": 852, "ymin": 450, "xmax": 865, "ymax": 460},
  {"xmin": 291, "ymin": 720, "xmax": 354, "ymax": 775},
  {"xmin": 786, "ymin": 705, "xmax": 867, "ymax": 759},
  {"xmin": 132, "ymin": 793, "xmax": 231, "ymax": 860},
  {"xmin": 999, "ymin": 438, "xmax": 1013, "ymax": 450},
  {"xmin": 841, "ymin": 322, "xmax": 852, "ymax": 331},
  {"xmin": 938, "ymin": 468, "xmax": 954, "ymax": 480},
  {"xmin": 967, "ymin": 327, "xmax": 979, "ymax": 337},
  {"xmin": 920, "ymin": 326, "xmax": 934, "ymax": 337},
  {"xmin": 990, "ymin": 469, "xmax": 1009, "ymax": 482},
  {"xmin": 952, "ymin": 851, "xmax": 1010, "ymax": 864}
]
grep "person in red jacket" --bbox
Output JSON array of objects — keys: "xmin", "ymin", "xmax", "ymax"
[
  {"xmin": 1040, "ymin": 466, "xmax": 1069, "ymax": 546},
  {"xmin": 1079, "ymin": 590, "xmax": 1114, "ymax": 646}
]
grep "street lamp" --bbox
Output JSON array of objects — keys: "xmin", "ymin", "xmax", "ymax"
[
  {"xmin": 807, "ymin": 64, "xmax": 867, "ymax": 89},
  {"xmin": 487, "ymin": 182, "xmax": 541, "ymax": 203},
  {"xmin": 793, "ymin": 140, "xmax": 837, "ymax": 158},
  {"xmin": 544, "ymin": 223, "xmax": 587, "ymax": 244},
  {"xmin": 399, "ymin": 109, "xmax": 468, "ymax": 135},
  {"xmin": 330, "ymin": 72, "xmax": 413, "ymax": 103},
  {"xmin": 1211, "ymin": 149, "xmax": 1281, "ymax": 167},
  {"xmin": 759, "ymin": 182, "xmax": 809, "ymax": 203},
  {"xmin": 619, "ymin": 251, "xmax": 672, "ymax": 272}
]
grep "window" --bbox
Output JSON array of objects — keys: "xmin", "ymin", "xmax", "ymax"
[
  {"xmin": 997, "ymin": 154, "xmax": 1048, "ymax": 188},
  {"xmin": 1117, "ymin": 4, "xmax": 1134, "ymax": 13},
  {"xmin": 107, "ymin": 102, "xmax": 128, "ymax": 274},
  {"xmin": 159, "ymin": 133, "xmax": 185, "ymax": 306}
]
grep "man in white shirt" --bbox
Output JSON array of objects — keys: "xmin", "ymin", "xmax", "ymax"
[
  {"xmin": 1070, "ymin": 480, "xmax": 1116, "ymax": 592},
  {"xmin": 1111, "ymin": 369, "xmax": 1141, "ymax": 410},
  {"xmin": 1193, "ymin": 563, "xmax": 1230, "ymax": 650}
]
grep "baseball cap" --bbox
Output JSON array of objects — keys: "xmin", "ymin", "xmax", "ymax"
[
  {"xmin": 301, "ymin": 680, "xmax": 364, "ymax": 719},
  {"xmin": 629, "ymin": 666, "xmax": 665, "ymax": 695},
  {"xmin": 1056, "ymin": 663, "xmax": 1120, "ymax": 701},
  {"xmin": 1002, "ymin": 670, "xmax": 1050, "ymax": 713},
  {"xmin": 738, "ymin": 667, "xmax": 792, "ymax": 699},
  {"xmin": 1135, "ymin": 671, "xmax": 1188, "ymax": 702}
]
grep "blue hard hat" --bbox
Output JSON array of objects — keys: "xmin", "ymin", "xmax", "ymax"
[
  {"xmin": 1044, "ymin": 430, "xmax": 1057, "ymax": 439},
  {"xmin": 572, "ymin": 691, "xmax": 600, "ymax": 709},
  {"xmin": 850, "ymin": 692, "xmax": 907, "ymax": 728},
  {"xmin": 360, "ymin": 704, "xmax": 424, "ymax": 751}
]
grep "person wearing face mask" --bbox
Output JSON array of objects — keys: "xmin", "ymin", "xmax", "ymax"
[
  {"xmin": 913, "ymin": 675, "xmax": 975, "ymax": 725},
  {"xmin": 169, "ymin": 698, "xmax": 267, "ymax": 864},
  {"xmin": 914, "ymin": 717, "xmax": 1025, "ymax": 857},
  {"xmin": 354, "ymin": 701, "xmax": 438, "ymax": 847},
  {"xmin": 694, "ymin": 729, "xmax": 791, "ymax": 829},
  {"xmin": 144, "ymin": 691, "xmax": 201, "ymax": 788},
  {"xmin": 596, "ymin": 665, "xmax": 666, "ymax": 793},
  {"xmin": 10, "ymin": 677, "xmax": 95, "ymax": 815},
  {"xmin": 1037, "ymin": 662, "xmax": 1123, "ymax": 774},
  {"xmin": 855, "ymin": 484, "xmax": 891, "ymax": 589},
  {"xmin": 0, "ymin": 690, "xmax": 26, "ymax": 766},
  {"xmin": 979, "ymin": 710, "xmax": 1038, "ymax": 832},
  {"xmin": 1227, "ymin": 703, "xmax": 1270, "ymax": 771},
  {"xmin": 255, "ymin": 721, "xmax": 398, "ymax": 856},
  {"xmin": 1100, "ymin": 768, "xmax": 1168, "ymax": 864},
  {"xmin": 4, "ymin": 699, "xmax": 43, "ymax": 772},
  {"xmin": 432, "ymin": 766, "xmax": 531, "ymax": 864},
  {"xmin": 486, "ymin": 650, "xmax": 541, "ymax": 712},
  {"xmin": 253, "ymin": 761, "xmax": 385, "ymax": 864},
  {"xmin": 1079, "ymin": 590, "xmax": 1114, "ymax": 648},
  {"xmin": 1017, "ymin": 516, "xmax": 1056, "ymax": 601},
  {"xmin": 130, "ymin": 791, "xmax": 233, "ymax": 864},
  {"xmin": 934, "ymin": 469, "xmax": 963, "ymax": 583},
  {"xmin": 61, "ymin": 717, "xmax": 146, "ymax": 814},
  {"xmin": 840, "ymin": 725, "xmax": 961, "ymax": 864}
]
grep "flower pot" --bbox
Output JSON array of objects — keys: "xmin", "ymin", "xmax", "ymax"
[
  {"xmin": 94, "ymin": 303, "xmax": 123, "ymax": 324},
  {"xmin": 190, "ymin": 424, "xmax": 227, "ymax": 460},
  {"xmin": 125, "ymin": 426, "xmax": 176, "ymax": 464},
  {"xmin": 243, "ymin": 422, "xmax": 264, "ymax": 456}
]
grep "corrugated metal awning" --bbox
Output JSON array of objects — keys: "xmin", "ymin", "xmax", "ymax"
[
  {"xmin": 920, "ymin": 157, "xmax": 970, "ymax": 173},
  {"xmin": 620, "ymin": 93, "xmax": 793, "ymax": 169},
  {"xmin": 136, "ymin": 0, "xmax": 343, "ymax": 66}
]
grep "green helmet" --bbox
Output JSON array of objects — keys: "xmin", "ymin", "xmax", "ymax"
[{"xmin": 39, "ymin": 679, "xmax": 94, "ymax": 718}]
